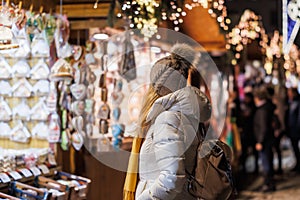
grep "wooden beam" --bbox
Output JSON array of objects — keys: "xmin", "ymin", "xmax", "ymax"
[
  {"xmin": 70, "ymin": 19, "xmax": 107, "ymax": 30},
  {"xmin": 9, "ymin": 0, "xmax": 57, "ymax": 13},
  {"xmin": 69, "ymin": 19, "xmax": 126, "ymax": 30},
  {"xmin": 56, "ymin": 3, "xmax": 110, "ymax": 18}
]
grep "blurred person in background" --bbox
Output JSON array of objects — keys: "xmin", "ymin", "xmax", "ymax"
[
  {"xmin": 285, "ymin": 87, "xmax": 300, "ymax": 173},
  {"xmin": 266, "ymin": 87, "xmax": 283, "ymax": 175},
  {"xmin": 253, "ymin": 87, "xmax": 276, "ymax": 192},
  {"xmin": 240, "ymin": 92, "xmax": 258, "ymax": 174}
]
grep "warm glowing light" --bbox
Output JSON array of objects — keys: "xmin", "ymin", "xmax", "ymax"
[
  {"xmin": 93, "ymin": 33, "xmax": 109, "ymax": 40},
  {"xmin": 231, "ymin": 59, "xmax": 237, "ymax": 65}
]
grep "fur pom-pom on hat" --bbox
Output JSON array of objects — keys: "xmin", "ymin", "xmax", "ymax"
[
  {"xmin": 171, "ymin": 43, "xmax": 197, "ymax": 64},
  {"xmin": 150, "ymin": 43, "xmax": 197, "ymax": 96}
]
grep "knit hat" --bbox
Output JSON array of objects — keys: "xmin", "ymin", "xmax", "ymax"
[{"xmin": 150, "ymin": 43, "xmax": 197, "ymax": 96}]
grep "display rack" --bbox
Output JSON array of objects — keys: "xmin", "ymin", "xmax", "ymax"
[{"xmin": 0, "ymin": 166, "xmax": 91, "ymax": 200}]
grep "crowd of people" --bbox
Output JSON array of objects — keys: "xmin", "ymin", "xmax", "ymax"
[{"xmin": 226, "ymin": 74, "xmax": 300, "ymax": 192}]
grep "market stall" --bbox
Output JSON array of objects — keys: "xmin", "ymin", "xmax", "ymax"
[{"xmin": 2, "ymin": 0, "xmax": 300, "ymax": 199}]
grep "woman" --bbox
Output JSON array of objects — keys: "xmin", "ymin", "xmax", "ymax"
[{"xmin": 123, "ymin": 44, "xmax": 211, "ymax": 200}]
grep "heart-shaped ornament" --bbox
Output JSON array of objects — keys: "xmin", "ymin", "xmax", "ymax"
[
  {"xmin": 70, "ymin": 84, "xmax": 86, "ymax": 100},
  {"xmin": 72, "ymin": 132, "xmax": 84, "ymax": 151},
  {"xmin": 71, "ymin": 101, "xmax": 85, "ymax": 116}
]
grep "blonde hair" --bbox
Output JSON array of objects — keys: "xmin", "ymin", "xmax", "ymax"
[{"xmin": 137, "ymin": 85, "xmax": 161, "ymax": 137}]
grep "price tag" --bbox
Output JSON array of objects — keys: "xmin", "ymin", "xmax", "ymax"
[
  {"xmin": 38, "ymin": 165, "xmax": 50, "ymax": 174},
  {"xmin": 19, "ymin": 168, "xmax": 33, "ymax": 178},
  {"xmin": 30, "ymin": 167, "xmax": 41, "ymax": 176},
  {"xmin": 9, "ymin": 171, "xmax": 22, "ymax": 180},
  {"xmin": 0, "ymin": 173, "xmax": 11, "ymax": 183}
]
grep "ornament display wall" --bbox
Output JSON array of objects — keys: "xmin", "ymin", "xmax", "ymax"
[
  {"xmin": 0, "ymin": 4, "xmax": 55, "ymax": 149},
  {"xmin": 0, "ymin": 57, "xmax": 51, "ymax": 149}
]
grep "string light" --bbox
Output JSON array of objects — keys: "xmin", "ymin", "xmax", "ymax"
[
  {"xmin": 118, "ymin": 0, "xmax": 231, "ymax": 38},
  {"xmin": 227, "ymin": 10, "xmax": 268, "ymax": 65},
  {"xmin": 119, "ymin": 0, "xmax": 188, "ymax": 38}
]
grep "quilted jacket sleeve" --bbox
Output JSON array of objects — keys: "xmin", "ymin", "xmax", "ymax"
[{"xmin": 137, "ymin": 111, "xmax": 186, "ymax": 200}]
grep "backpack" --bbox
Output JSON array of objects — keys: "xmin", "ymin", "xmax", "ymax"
[{"xmin": 186, "ymin": 123, "xmax": 236, "ymax": 200}]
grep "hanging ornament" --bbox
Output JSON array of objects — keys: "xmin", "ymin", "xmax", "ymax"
[
  {"xmin": 71, "ymin": 116, "xmax": 85, "ymax": 151},
  {"xmin": 99, "ymin": 119, "xmax": 109, "ymax": 134},
  {"xmin": 50, "ymin": 58, "xmax": 73, "ymax": 82},
  {"xmin": 85, "ymin": 85, "xmax": 95, "ymax": 115},
  {"xmin": 71, "ymin": 101, "xmax": 85, "ymax": 116},
  {"xmin": 70, "ymin": 83, "xmax": 86, "ymax": 100},
  {"xmin": 111, "ymin": 123, "xmax": 124, "ymax": 150},
  {"xmin": 48, "ymin": 112, "xmax": 61, "ymax": 143},
  {"xmin": 60, "ymin": 130, "xmax": 70, "ymax": 151},
  {"xmin": 72, "ymin": 132, "xmax": 84, "ymax": 151},
  {"xmin": 119, "ymin": 32, "xmax": 137, "ymax": 82},
  {"xmin": 97, "ymin": 134, "xmax": 111, "ymax": 152}
]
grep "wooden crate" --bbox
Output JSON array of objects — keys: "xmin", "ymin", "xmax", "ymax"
[
  {"xmin": 10, "ymin": 181, "xmax": 51, "ymax": 200},
  {"xmin": 54, "ymin": 172, "xmax": 91, "ymax": 200},
  {"xmin": 35, "ymin": 176, "xmax": 68, "ymax": 200}
]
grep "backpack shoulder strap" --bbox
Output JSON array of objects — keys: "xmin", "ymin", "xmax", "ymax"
[{"xmin": 186, "ymin": 122, "xmax": 206, "ymax": 177}]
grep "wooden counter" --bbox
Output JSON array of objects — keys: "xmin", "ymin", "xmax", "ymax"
[{"xmin": 57, "ymin": 137, "xmax": 133, "ymax": 200}]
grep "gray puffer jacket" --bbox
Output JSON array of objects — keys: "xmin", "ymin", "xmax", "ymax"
[{"xmin": 136, "ymin": 86, "xmax": 211, "ymax": 200}]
